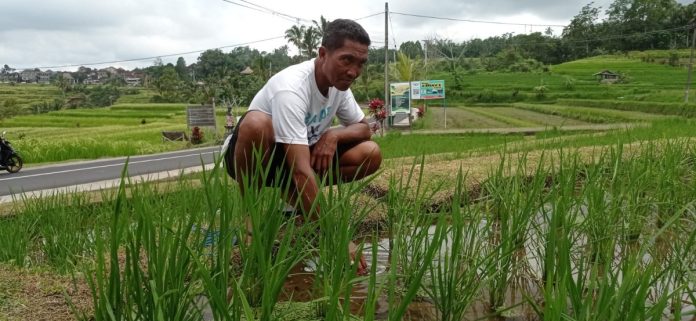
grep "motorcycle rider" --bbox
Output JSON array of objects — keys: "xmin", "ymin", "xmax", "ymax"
[{"xmin": 0, "ymin": 135, "xmax": 11, "ymax": 167}]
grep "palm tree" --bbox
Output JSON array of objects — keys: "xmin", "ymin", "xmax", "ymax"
[
  {"xmin": 391, "ymin": 51, "xmax": 422, "ymax": 82},
  {"xmin": 301, "ymin": 26, "xmax": 321, "ymax": 58},
  {"xmin": 313, "ymin": 15, "xmax": 330, "ymax": 38},
  {"xmin": 284, "ymin": 25, "xmax": 305, "ymax": 58}
]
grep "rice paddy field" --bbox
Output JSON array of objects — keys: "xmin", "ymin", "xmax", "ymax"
[
  {"xmin": 0, "ymin": 103, "xmax": 242, "ymax": 164},
  {"xmin": 1, "ymin": 52, "xmax": 696, "ymax": 321}
]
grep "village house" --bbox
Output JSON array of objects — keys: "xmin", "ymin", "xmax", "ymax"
[{"xmin": 593, "ymin": 70, "xmax": 620, "ymax": 83}]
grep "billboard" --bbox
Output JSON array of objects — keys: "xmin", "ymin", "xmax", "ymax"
[
  {"xmin": 410, "ymin": 80, "xmax": 445, "ymax": 100},
  {"xmin": 390, "ymin": 82, "xmax": 411, "ymax": 114}
]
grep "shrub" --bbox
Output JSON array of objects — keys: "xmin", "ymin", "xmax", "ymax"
[
  {"xmin": 88, "ymin": 85, "xmax": 120, "ymax": 107},
  {"xmin": 668, "ymin": 51, "xmax": 680, "ymax": 67},
  {"xmin": 534, "ymin": 85, "xmax": 548, "ymax": 99},
  {"xmin": 563, "ymin": 76, "xmax": 576, "ymax": 90}
]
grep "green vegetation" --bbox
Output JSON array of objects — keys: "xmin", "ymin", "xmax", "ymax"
[
  {"xmin": 2, "ymin": 139, "xmax": 695, "ymax": 320},
  {"xmin": 1, "ymin": 4, "xmax": 696, "ymax": 316},
  {"xmin": 374, "ymin": 132, "xmax": 524, "ymax": 159},
  {"xmin": 513, "ymin": 103, "xmax": 673, "ymax": 123},
  {"xmin": 0, "ymin": 103, "xmax": 229, "ymax": 164}
]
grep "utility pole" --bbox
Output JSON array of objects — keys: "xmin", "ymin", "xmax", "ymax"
[
  {"xmin": 685, "ymin": 22, "xmax": 695, "ymax": 103},
  {"xmin": 423, "ymin": 40, "xmax": 428, "ymax": 76},
  {"xmin": 384, "ymin": 2, "xmax": 389, "ymax": 129}
]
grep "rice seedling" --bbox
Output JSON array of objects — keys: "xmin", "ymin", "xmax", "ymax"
[
  {"xmin": 481, "ymin": 151, "xmax": 548, "ymax": 315},
  {"xmin": 421, "ymin": 169, "xmax": 497, "ymax": 321},
  {"xmin": 311, "ymin": 166, "xmax": 381, "ymax": 320}
]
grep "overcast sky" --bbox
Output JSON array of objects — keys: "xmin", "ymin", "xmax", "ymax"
[{"xmin": 1, "ymin": 0, "xmax": 691, "ymax": 72}]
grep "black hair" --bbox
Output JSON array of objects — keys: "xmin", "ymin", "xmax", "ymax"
[{"xmin": 321, "ymin": 19, "xmax": 371, "ymax": 51}]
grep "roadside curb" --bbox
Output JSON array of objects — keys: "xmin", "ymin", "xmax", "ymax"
[{"xmin": 0, "ymin": 163, "xmax": 216, "ymax": 204}]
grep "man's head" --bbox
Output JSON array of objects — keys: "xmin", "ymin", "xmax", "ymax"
[
  {"xmin": 321, "ymin": 19, "xmax": 371, "ymax": 51},
  {"xmin": 317, "ymin": 19, "xmax": 370, "ymax": 91}
]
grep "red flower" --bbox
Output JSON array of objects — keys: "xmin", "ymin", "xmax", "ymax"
[
  {"xmin": 368, "ymin": 98, "xmax": 384, "ymax": 112},
  {"xmin": 368, "ymin": 98, "xmax": 387, "ymax": 122},
  {"xmin": 375, "ymin": 109, "xmax": 387, "ymax": 121}
]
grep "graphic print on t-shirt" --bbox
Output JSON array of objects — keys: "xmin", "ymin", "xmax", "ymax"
[{"xmin": 305, "ymin": 106, "xmax": 332, "ymax": 145}]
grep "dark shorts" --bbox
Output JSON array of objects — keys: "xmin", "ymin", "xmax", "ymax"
[{"xmin": 224, "ymin": 112, "xmax": 353, "ymax": 187}]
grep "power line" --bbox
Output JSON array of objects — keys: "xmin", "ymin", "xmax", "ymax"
[
  {"xmin": 220, "ymin": 0, "xmax": 306, "ymax": 23},
  {"xmin": 354, "ymin": 12, "xmax": 384, "ymax": 21},
  {"xmin": 18, "ymin": 36, "xmax": 285, "ymax": 70},
  {"xmin": 237, "ymin": 0, "xmax": 311, "ymax": 23},
  {"xmin": 391, "ymin": 11, "xmax": 566, "ymax": 28}
]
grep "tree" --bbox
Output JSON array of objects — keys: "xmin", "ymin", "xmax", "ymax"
[
  {"xmin": 155, "ymin": 66, "xmax": 181, "ymax": 102},
  {"xmin": 285, "ymin": 25, "xmax": 306, "ymax": 58},
  {"xmin": 313, "ymin": 15, "xmax": 330, "ymax": 38},
  {"xmin": 88, "ymin": 85, "xmax": 120, "ymax": 107},
  {"xmin": 302, "ymin": 26, "xmax": 321, "ymax": 58},
  {"xmin": 1, "ymin": 64, "xmax": 14, "ymax": 75},
  {"xmin": 391, "ymin": 51, "xmax": 422, "ymax": 82},
  {"xmin": 399, "ymin": 41, "xmax": 424, "ymax": 59},
  {"xmin": 52, "ymin": 73, "xmax": 72, "ymax": 97},
  {"xmin": 605, "ymin": 0, "xmax": 680, "ymax": 51},
  {"xmin": 175, "ymin": 57, "xmax": 188, "ymax": 81},
  {"xmin": 563, "ymin": 2, "xmax": 601, "ymax": 57}
]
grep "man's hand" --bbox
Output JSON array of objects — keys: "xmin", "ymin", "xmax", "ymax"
[
  {"xmin": 310, "ymin": 131, "xmax": 338, "ymax": 175},
  {"xmin": 348, "ymin": 241, "xmax": 368, "ymax": 275}
]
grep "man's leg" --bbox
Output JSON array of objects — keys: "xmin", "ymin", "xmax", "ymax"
[
  {"xmin": 232, "ymin": 111, "xmax": 277, "ymax": 193},
  {"xmin": 333, "ymin": 140, "xmax": 382, "ymax": 183}
]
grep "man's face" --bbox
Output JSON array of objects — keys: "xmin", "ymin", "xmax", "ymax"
[{"xmin": 320, "ymin": 39, "xmax": 369, "ymax": 91}]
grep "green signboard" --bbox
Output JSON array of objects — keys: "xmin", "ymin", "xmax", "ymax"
[
  {"xmin": 410, "ymin": 80, "xmax": 445, "ymax": 100},
  {"xmin": 390, "ymin": 82, "xmax": 410, "ymax": 114}
]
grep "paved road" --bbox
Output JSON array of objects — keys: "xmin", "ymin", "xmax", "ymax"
[
  {"xmin": 0, "ymin": 123, "xmax": 641, "ymax": 202},
  {"xmin": 0, "ymin": 146, "xmax": 221, "ymax": 199}
]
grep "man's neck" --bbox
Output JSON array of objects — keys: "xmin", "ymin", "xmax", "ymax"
[{"xmin": 313, "ymin": 59, "xmax": 329, "ymax": 97}]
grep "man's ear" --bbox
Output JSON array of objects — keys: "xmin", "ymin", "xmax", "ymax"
[{"xmin": 318, "ymin": 46, "xmax": 327, "ymax": 59}]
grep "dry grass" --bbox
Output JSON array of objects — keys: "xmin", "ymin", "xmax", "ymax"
[{"xmin": 0, "ymin": 264, "xmax": 92, "ymax": 321}]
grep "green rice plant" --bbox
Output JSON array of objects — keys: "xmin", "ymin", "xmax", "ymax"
[
  {"xmin": 530, "ymin": 154, "xmax": 581, "ymax": 321},
  {"xmin": 513, "ymin": 103, "xmax": 656, "ymax": 123},
  {"xmin": 313, "ymin": 166, "xmax": 379, "ymax": 320},
  {"xmin": 386, "ymin": 213, "xmax": 446, "ymax": 321},
  {"xmin": 230, "ymin": 148, "xmax": 314, "ymax": 321},
  {"xmin": 0, "ymin": 210, "xmax": 36, "ymax": 267},
  {"xmin": 85, "ymin": 166, "xmax": 130, "ymax": 321},
  {"xmin": 421, "ymin": 169, "xmax": 497, "ymax": 321},
  {"xmin": 482, "ymin": 151, "xmax": 548, "ymax": 314},
  {"xmin": 373, "ymin": 132, "xmax": 523, "ymax": 159},
  {"xmin": 187, "ymin": 159, "xmax": 241, "ymax": 321},
  {"xmin": 121, "ymin": 180, "xmax": 204, "ymax": 321},
  {"xmin": 528, "ymin": 141, "xmax": 695, "ymax": 321},
  {"xmin": 362, "ymin": 235, "xmax": 384, "ymax": 321},
  {"xmin": 557, "ymin": 99, "xmax": 696, "ymax": 117},
  {"xmin": 383, "ymin": 157, "xmax": 448, "ymax": 321},
  {"xmin": 83, "ymin": 164, "xmax": 217, "ymax": 321},
  {"xmin": 464, "ymin": 107, "xmax": 538, "ymax": 127},
  {"xmin": 0, "ymin": 190, "xmax": 117, "ymax": 271}
]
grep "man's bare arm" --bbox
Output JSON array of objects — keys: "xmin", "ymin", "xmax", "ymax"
[
  {"xmin": 311, "ymin": 118, "xmax": 371, "ymax": 174},
  {"xmin": 283, "ymin": 143, "xmax": 320, "ymax": 218}
]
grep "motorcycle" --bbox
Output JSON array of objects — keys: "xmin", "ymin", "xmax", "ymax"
[{"xmin": 0, "ymin": 131, "xmax": 23, "ymax": 173}]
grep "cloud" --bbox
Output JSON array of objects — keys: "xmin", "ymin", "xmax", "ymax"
[{"xmin": 1, "ymin": 0, "xmax": 693, "ymax": 71}]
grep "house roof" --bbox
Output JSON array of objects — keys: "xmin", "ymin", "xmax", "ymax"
[
  {"xmin": 240, "ymin": 66, "xmax": 254, "ymax": 75},
  {"xmin": 593, "ymin": 70, "xmax": 618, "ymax": 76}
]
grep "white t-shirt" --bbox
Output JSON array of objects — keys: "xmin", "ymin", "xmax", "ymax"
[{"xmin": 248, "ymin": 59, "xmax": 365, "ymax": 146}]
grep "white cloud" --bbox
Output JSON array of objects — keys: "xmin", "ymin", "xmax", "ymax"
[{"xmin": 1, "ymin": 0, "xmax": 692, "ymax": 71}]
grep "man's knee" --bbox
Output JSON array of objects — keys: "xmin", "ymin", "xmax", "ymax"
[
  {"xmin": 361, "ymin": 141, "xmax": 382, "ymax": 173},
  {"xmin": 237, "ymin": 112, "xmax": 273, "ymax": 143},
  {"xmin": 344, "ymin": 140, "xmax": 381, "ymax": 175}
]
